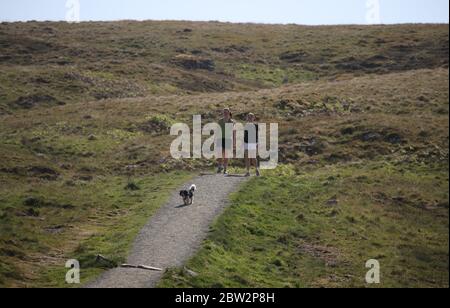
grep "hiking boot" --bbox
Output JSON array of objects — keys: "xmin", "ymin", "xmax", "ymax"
[
  {"xmin": 217, "ymin": 166, "xmax": 224, "ymax": 174},
  {"xmin": 245, "ymin": 172, "xmax": 251, "ymax": 177},
  {"xmin": 256, "ymin": 169, "xmax": 261, "ymax": 177}
]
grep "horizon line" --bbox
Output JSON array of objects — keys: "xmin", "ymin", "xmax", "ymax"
[{"xmin": 0, "ymin": 18, "xmax": 449, "ymax": 26}]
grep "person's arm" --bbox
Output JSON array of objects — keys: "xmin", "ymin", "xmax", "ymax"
[{"xmin": 233, "ymin": 122, "xmax": 237, "ymax": 150}]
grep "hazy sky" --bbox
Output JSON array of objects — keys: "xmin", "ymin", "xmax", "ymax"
[{"xmin": 0, "ymin": 0, "xmax": 448, "ymax": 24}]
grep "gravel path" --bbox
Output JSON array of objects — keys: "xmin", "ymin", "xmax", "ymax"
[{"xmin": 87, "ymin": 173, "xmax": 247, "ymax": 288}]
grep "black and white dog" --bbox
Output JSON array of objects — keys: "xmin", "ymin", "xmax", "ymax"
[{"xmin": 180, "ymin": 184, "xmax": 197, "ymax": 206}]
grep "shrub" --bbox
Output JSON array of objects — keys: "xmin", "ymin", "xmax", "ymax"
[{"xmin": 140, "ymin": 114, "xmax": 175, "ymax": 134}]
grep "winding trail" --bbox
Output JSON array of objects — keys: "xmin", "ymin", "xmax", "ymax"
[{"xmin": 87, "ymin": 173, "xmax": 247, "ymax": 288}]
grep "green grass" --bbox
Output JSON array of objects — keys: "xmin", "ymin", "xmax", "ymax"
[
  {"xmin": 0, "ymin": 21, "xmax": 448, "ymax": 288},
  {"xmin": 0, "ymin": 171, "xmax": 192, "ymax": 288},
  {"xmin": 226, "ymin": 63, "xmax": 317, "ymax": 87},
  {"xmin": 159, "ymin": 163, "xmax": 449, "ymax": 288},
  {"xmin": 1, "ymin": 68, "xmax": 447, "ymax": 287},
  {"xmin": 0, "ymin": 22, "xmax": 447, "ymax": 111}
]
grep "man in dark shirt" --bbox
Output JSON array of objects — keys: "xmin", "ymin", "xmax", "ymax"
[{"xmin": 244, "ymin": 113, "xmax": 260, "ymax": 177}]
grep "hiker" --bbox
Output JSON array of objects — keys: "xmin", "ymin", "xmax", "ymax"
[
  {"xmin": 244, "ymin": 113, "xmax": 260, "ymax": 177},
  {"xmin": 217, "ymin": 108, "xmax": 236, "ymax": 175}
]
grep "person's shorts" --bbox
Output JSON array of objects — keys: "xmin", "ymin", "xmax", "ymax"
[{"xmin": 245, "ymin": 143, "xmax": 258, "ymax": 151}]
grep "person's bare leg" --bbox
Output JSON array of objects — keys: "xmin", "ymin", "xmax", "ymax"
[
  {"xmin": 245, "ymin": 150, "xmax": 251, "ymax": 176},
  {"xmin": 223, "ymin": 158, "xmax": 229, "ymax": 174},
  {"xmin": 217, "ymin": 157, "xmax": 223, "ymax": 173},
  {"xmin": 217, "ymin": 147, "xmax": 225, "ymax": 173},
  {"xmin": 254, "ymin": 153, "xmax": 260, "ymax": 177},
  {"xmin": 223, "ymin": 150, "xmax": 229, "ymax": 174}
]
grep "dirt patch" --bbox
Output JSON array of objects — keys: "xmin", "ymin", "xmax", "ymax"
[
  {"xmin": 63, "ymin": 72, "xmax": 96, "ymax": 85},
  {"xmin": 274, "ymin": 99, "xmax": 300, "ymax": 111},
  {"xmin": 358, "ymin": 131, "xmax": 383, "ymax": 142},
  {"xmin": 125, "ymin": 182, "xmax": 140, "ymax": 191},
  {"xmin": 175, "ymin": 74, "xmax": 229, "ymax": 92},
  {"xmin": 14, "ymin": 205, "xmax": 39, "ymax": 218},
  {"xmin": 44, "ymin": 225, "xmax": 66, "ymax": 235},
  {"xmin": 371, "ymin": 192, "xmax": 443, "ymax": 211},
  {"xmin": 325, "ymin": 153, "xmax": 352, "ymax": 164},
  {"xmin": 27, "ymin": 166, "xmax": 59, "ymax": 181},
  {"xmin": 212, "ymin": 45, "xmax": 250, "ymax": 54},
  {"xmin": 73, "ymin": 175, "xmax": 94, "ymax": 182},
  {"xmin": 341, "ymin": 127, "xmax": 356, "ymax": 135},
  {"xmin": 356, "ymin": 129, "xmax": 406, "ymax": 144},
  {"xmin": 0, "ymin": 167, "xmax": 26, "ymax": 176},
  {"xmin": 334, "ymin": 39, "xmax": 449, "ymax": 74},
  {"xmin": 297, "ymin": 241, "xmax": 341, "ymax": 267},
  {"xmin": 23, "ymin": 197, "xmax": 74, "ymax": 210},
  {"xmin": 297, "ymin": 137, "xmax": 328, "ymax": 156},
  {"xmin": 10, "ymin": 95, "xmax": 65, "ymax": 109},
  {"xmin": 172, "ymin": 54, "xmax": 215, "ymax": 71},
  {"xmin": 279, "ymin": 50, "xmax": 310, "ymax": 63},
  {"xmin": 0, "ymin": 247, "xmax": 26, "ymax": 260},
  {"xmin": 384, "ymin": 133, "xmax": 404, "ymax": 144}
]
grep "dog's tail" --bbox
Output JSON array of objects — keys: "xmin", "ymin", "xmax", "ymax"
[{"xmin": 189, "ymin": 184, "xmax": 197, "ymax": 192}]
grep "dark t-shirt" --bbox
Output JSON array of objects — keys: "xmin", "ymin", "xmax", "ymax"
[
  {"xmin": 219, "ymin": 118, "xmax": 235, "ymax": 140},
  {"xmin": 244, "ymin": 123, "xmax": 259, "ymax": 144}
]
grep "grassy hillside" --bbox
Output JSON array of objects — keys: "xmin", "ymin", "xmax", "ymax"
[
  {"xmin": 160, "ymin": 164, "xmax": 449, "ymax": 288},
  {"xmin": 0, "ymin": 21, "xmax": 448, "ymax": 113},
  {"xmin": 0, "ymin": 21, "xmax": 448, "ymax": 287}
]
